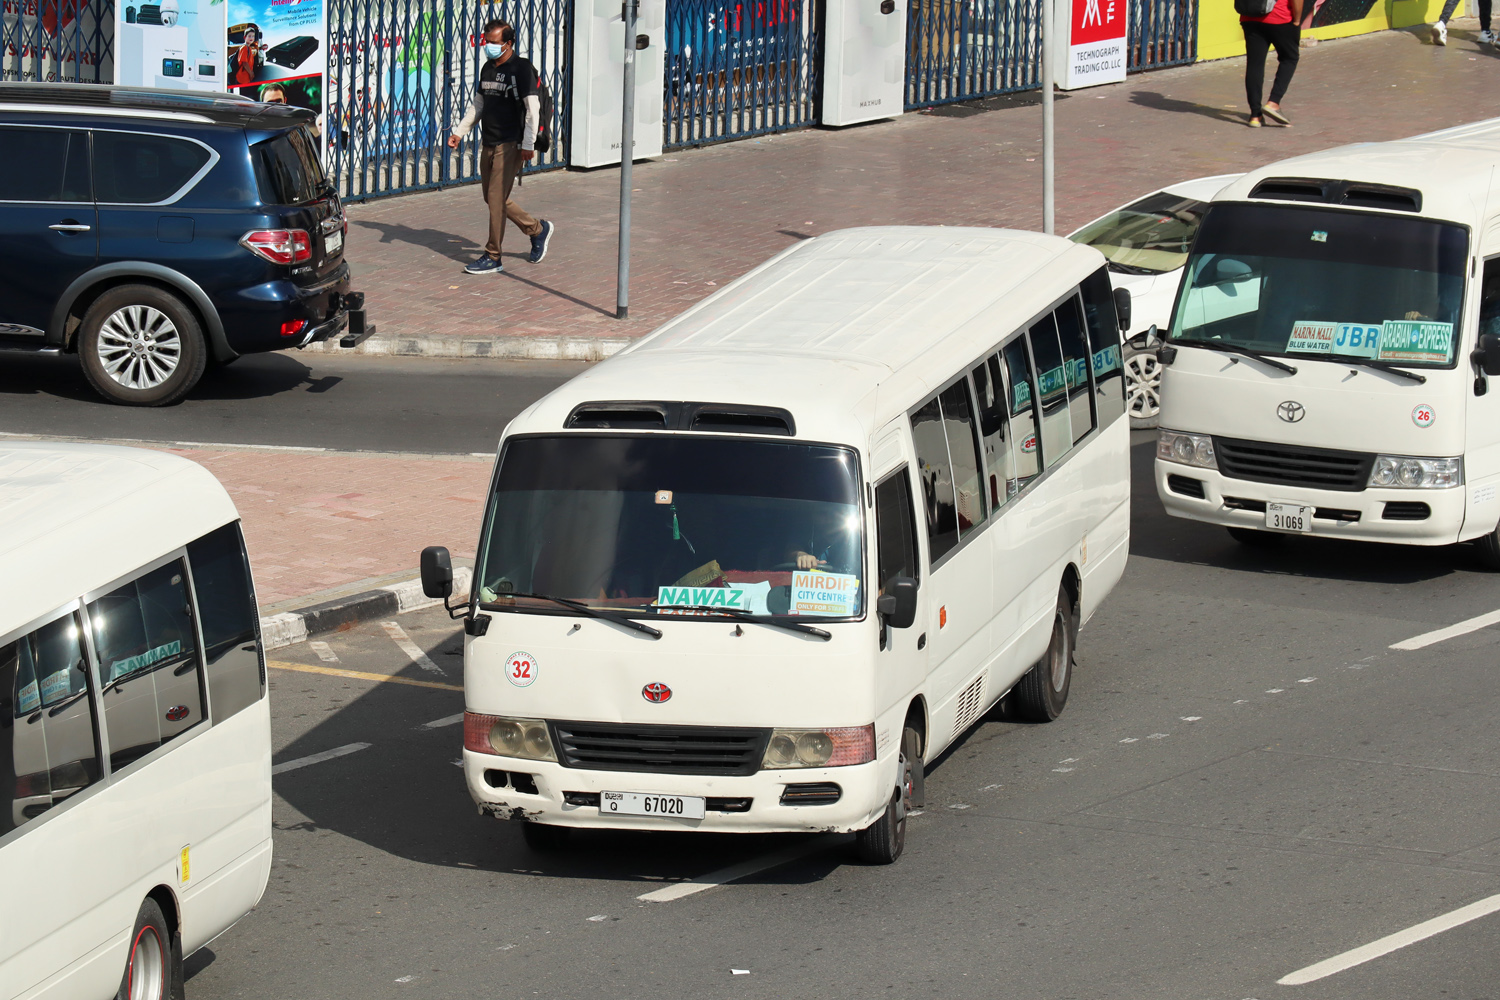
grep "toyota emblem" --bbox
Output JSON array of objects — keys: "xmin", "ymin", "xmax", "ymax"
[
  {"xmin": 642, "ymin": 682, "xmax": 672, "ymax": 704},
  {"xmin": 1277, "ymin": 400, "xmax": 1306, "ymax": 423},
  {"xmin": 164, "ymin": 705, "xmax": 189, "ymax": 722}
]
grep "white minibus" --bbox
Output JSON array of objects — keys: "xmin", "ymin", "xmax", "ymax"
[
  {"xmin": 1, "ymin": 443, "xmax": 272, "ymax": 1000},
  {"xmin": 1154, "ymin": 119, "xmax": 1500, "ymax": 563},
  {"xmin": 421, "ymin": 226, "xmax": 1132, "ymax": 863}
]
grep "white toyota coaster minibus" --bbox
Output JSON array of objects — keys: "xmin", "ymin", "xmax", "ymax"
[
  {"xmin": 1154, "ymin": 119, "xmax": 1500, "ymax": 563},
  {"xmin": 0, "ymin": 443, "xmax": 272, "ymax": 1000},
  {"xmin": 422, "ymin": 227, "xmax": 1132, "ymax": 863}
]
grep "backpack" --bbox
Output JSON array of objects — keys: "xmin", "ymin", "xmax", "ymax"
[
  {"xmin": 1234, "ymin": 0, "xmax": 1276, "ymax": 16},
  {"xmin": 533, "ymin": 71, "xmax": 553, "ymax": 154}
]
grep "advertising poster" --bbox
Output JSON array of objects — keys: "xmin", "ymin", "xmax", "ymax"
[
  {"xmin": 1062, "ymin": 0, "xmax": 1126, "ymax": 90},
  {"xmin": 7, "ymin": 0, "xmax": 114, "ymax": 83},
  {"xmin": 115, "ymin": 0, "xmax": 227, "ymax": 91},
  {"xmin": 329, "ymin": 13, "xmax": 441, "ymax": 159},
  {"xmin": 225, "ymin": 0, "xmax": 326, "ymax": 126}
]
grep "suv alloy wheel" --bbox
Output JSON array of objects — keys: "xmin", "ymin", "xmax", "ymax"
[{"xmin": 78, "ymin": 284, "xmax": 207, "ymax": 406}]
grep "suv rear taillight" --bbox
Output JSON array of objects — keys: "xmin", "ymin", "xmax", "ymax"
[{"xmin": 240, "ymin": 229, "xmax": 311, "ymax": 264}]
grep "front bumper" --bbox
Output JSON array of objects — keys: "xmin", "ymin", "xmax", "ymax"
[
  {"xmin": 463, "ymin": 750, "xmax": 893, "ymax": 834},
  {"xmin": 1155, "ymin": 459, "xmax": 1466, "ymax": 544}
]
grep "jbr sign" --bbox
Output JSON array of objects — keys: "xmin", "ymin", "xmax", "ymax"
[{"xmin": 1062, "ymin": 0, "xmax": 1127, "ymax": 90}]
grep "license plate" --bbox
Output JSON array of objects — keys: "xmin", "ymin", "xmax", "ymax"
[
  {"xmin": 1266, "ymin": 502, "xmax": 1312, "ymax": 533},
  {"xmin": 325, "ymin": 229, "xmax": 343, "ymax": 255},
  {"xmin": 600, "ymin": 790, "xmax": 706, "ymax": 820}
]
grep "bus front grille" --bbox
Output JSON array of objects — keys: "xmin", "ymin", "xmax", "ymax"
[
  {"xmin": 552, "ymin": 721, "xmax": 770, "ymax": 776},
  {"xmin": 1213, "ymin": 437, "xmax": 1374, "ymax": 492}
]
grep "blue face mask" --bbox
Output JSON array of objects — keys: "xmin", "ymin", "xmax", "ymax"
[{"xmin": 483, "ymin": 42, "xmax": 506, "ymax": 60}]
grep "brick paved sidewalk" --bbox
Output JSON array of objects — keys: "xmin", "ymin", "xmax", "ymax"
[{"xmin": 333, "ymin": 22, "xmax": 1500, "ymax": 358}]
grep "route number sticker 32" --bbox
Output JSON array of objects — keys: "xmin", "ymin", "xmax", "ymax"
[{"xmin": 505, "ymin": 651, "xmax": 538, "ymax": 687}]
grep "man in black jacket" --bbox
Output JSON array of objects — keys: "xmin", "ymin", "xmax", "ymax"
[{"xmin": 447, "ymin": 20, "xmax": 555, "ymax": 275}]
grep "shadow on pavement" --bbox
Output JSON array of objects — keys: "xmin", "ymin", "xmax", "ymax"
[
  {"xmin": 1128, "ymin": 435, "xmax": 1468, "ymax": 584},
  {"xmin": 0, "ymin": 350, "xmax": 336, "ymax": 408},
  {"xmin": 353, "ymin": 219, "xmax": 480, "ymax": 264},
  {"xmin": 1130, "ymin": 91, "xmax": 1245, "ymax": 125}
]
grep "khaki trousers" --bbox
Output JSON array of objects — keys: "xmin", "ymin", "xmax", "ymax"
[{"xmin": 479, "ymin": 143, "xmax": 542, "ymax": 259}]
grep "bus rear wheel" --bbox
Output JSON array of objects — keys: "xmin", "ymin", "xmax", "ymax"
[
  {"xmin": 116, "ymin": 898, "xmax": 176, "ymax": 1000},
  {"xmin": 1013, "ymin": 588, "xmax": 1076, "ymax": 722}
]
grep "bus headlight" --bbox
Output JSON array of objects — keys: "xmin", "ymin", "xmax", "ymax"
[
  {"xmin": 761, "ymin": 725, "xmax": 875, "ymax": 769},
  {"xmin": 1157, "ymin": 429, "xmax": 1218, "ymax": 470},
  {"xmin": 1368, "ymin": 455, "xmax": 1462, "ymax": 489},
  {"xmin": 463, "ymin": 712, "xmax": 557, "ymax": 761}
]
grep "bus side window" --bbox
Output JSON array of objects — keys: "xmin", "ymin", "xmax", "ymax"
[
  {"xmin": 1028, "ymin": 312, "xmax": 1074, "ymax": 467},
  {"xmin": 1, "ymin": 612, "xmax": 100, "ymax": 835},
  {"xmin": 1055, "ymin": 293, "xmax": 1097, "ymax": 443},
  {"xmin": 1000, "ymin": 338, "xmax": 1042, "ymax": 487},
  {"xmin": 971, "ymin": 356, "xmax": 1015, "ymax": 512},
  {"xmin": 1481, "ymin": 256, "xmax": 1500, "ymax": 338},
  {"xmin": 1081, "ymin": 267, "xmax": 1127, "ymax": 425},
  {"xmin": 89, "ymin": 561, "xmax": 206, "ymax": 773},
  {"xmin": 188, "ymin": 523, "xmax": 265, "ymax": 724},
  {"xmin": 874, "ymin": 469, "xmax": 920, "ymax": 592},
  {"xmin": 937, "ymin": 378, "xmax": 986, "ymax": 533},
  {"xmin": 910, "ymin": 397, "xmax": 959, "ymax": 562}
]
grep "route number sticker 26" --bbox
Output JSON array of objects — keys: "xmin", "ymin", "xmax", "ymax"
[
  {"xmin": 1412, "ymin": 404, "xmax": 1435, "ymax": 428},
  {"xmin": 505, "ymin": 651, "xmax": 538, "ymax": 687}
]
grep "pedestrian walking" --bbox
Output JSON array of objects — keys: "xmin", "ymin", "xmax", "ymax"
[
  {"xmin": 447, "ymin": 20, "xmax": 555, "ymax": 276},
  {"xmin": 1238, "ymin": 0, "xmax": 1303, "ymax": 128},
  {"xmin": 1432, "ymin": 0, "xmax": 1494, "ymax": 45}
]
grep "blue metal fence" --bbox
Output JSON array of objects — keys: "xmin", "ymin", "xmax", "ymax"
[
  {"xmin": 2, "ymin": 0, "xmax": 114, "ymax": 82},
  {"xmin": 328, "ymin": 0, "xmax": 571, "ymax": 202},
  {"xmin": 1127, "ymin": 0, "xmax": 1196, "ymax": 71},
  {"xmin": 663, "ymin": 0, "xmax": 821, "ymax": 149}
]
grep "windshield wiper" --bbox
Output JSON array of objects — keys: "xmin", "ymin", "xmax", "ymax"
[
  {"xmin": 657, "ymin": 605, "xmax": 832, "ymax": 641},
  {"xmin": 1173, "ymin": 338, "xmax": 1298, "ymax": 375},
  {"xmin": 495, "ymin": 592, "xmax": 662, "ymax": 639},
  {"xmin": 1106, "ymin": 261, "xmax": 1159, "ymax": 276},
  {"xmin": 1337, "ymin": 356, "xmax": 1427, "ymax": 384}
]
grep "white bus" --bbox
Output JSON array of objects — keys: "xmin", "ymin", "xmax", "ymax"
[
  {"xmin": 1, "ymin": 443, "xmax": 271, "ymax": 1000},
  {"xmin": 1154, "ymin": 120, "xmax": 1500, "ymax": 563},
  {"xmin": 421, "ymin": 227, "xmax": 1132, "ymax": 863}
]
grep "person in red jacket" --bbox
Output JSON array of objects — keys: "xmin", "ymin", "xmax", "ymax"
[{"xmin": 1242, "ymin": 0, "xmax": 1304, "ymax": 127}]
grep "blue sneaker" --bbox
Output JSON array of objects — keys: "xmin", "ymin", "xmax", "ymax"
[
  {"xmin": 528, "ymin": 220, "xmax": 554, "ymax": 264},
  {"xmin": 464, "ymin": 254, "xmax": 503, "ymax": 275}
]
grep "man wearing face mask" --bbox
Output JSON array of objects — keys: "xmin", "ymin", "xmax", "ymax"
[{"xmin": 448, "ymin": 20, "xmax": 555, "ymax": 276}]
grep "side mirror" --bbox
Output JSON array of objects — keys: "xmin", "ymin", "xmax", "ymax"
[
  {"xmin": 420, "ymin": 546, "xmax": 454, "ymax": 599},
  {"xmin": 1474, "ymin": 333, "xmax": 1500, "ymax": 377},
  {"xmin": 1112, "ymin": 286, "xmax": 1132, "ymax": 333},
  {"xmin": 1128, "ymin": 324, "xmax": 1160, "ymax": 351},
  {"xmin": 1213, "ymin": 258, "xmax": 1253, "ymax": 283},
  {"xmin": 876, "ymin": 576, "xmax": 918, "ymax": 630}
]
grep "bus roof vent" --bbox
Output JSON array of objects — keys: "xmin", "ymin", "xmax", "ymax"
[
  {"xmin": 687, "ymin": 404, "xmax": 796, "ymax": 437},
  {"xmin": 564, "ymin": 402, "xmax": 669, "ymax": 429},
  {"xmin": 1249, "ymin": 177, "xmax": 1423, "ymax": 213}
]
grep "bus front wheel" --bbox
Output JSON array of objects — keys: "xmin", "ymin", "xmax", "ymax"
[
  {"xmin": 854, "ymin": 726, "xmax": 921, "ymax": 865},
  {"xmin": 1476, "ymin": 525, "xmax": 1500, "ymax": 570},
  {"xmin": 115, "ymin": 898, "xmax": 178, "ymax": 1000}
]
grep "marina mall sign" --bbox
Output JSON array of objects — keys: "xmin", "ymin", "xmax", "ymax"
[{"xmin": 1064, "ymin": 0, "xmax": 1127, "ymax": 90}]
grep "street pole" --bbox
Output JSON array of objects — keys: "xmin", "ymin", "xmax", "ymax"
[
  {"xmin": 1041, "ymin": 0, "xmax": 1055, "ymax": 235},
  {"xmin": 616, "ymin": 0, "xmax": 639, "ymax": 320}
]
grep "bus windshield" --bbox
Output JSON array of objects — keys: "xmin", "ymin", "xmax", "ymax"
[
  {"xmin": 1169, "ymin": 202, "xmax": 1469, "ymax": 367},
  {"xmin": 1070, "ymin": 191, "xmax": 1209, "ymax": 275},
  {"xmin": 476, "ymin": 435, "xmax": 865, "ymax": 619}
]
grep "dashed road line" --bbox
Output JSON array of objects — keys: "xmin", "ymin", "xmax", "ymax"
[
  {"xmin": 269, "ymin": 659, "xmax": 462, "ymax": 692},
  {"xmin": 417, "ymin": 712, "xmax": 466, "ymax": 730},
  {"xmin": 1279, "ymin": 892, "xmax": 1500, "ymax": 985},
  {"xmin": 1391, "ymin": 608, "xmax": 1500, "ymax": 650},
  {"xmin": 637, "ymin": 835, "xmax": 840, "ymax": 903},
  {"xmin": 309, "ymin": 641, "xmax": 339, "ymax": 663},
  {"xmin": 382, "ymin": 621, "xmax": 445, "ymax": 675},
  {"xmin": 272, "ymin": 742, "xmax": 372, "ymax": 775}
]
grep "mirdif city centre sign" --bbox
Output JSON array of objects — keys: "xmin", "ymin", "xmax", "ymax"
[{"xmin": 1063, "ymin": 0, "xmax": 1127, "ymax": 90}]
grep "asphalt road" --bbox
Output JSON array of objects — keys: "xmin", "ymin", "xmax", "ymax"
[
  {"xmin": 179, "ymin": 435, "xmax": 1500, "ymax": 1000},
  {"xmin": 0, "ymin": 350, "xmax": 586, "ymax": 454}
]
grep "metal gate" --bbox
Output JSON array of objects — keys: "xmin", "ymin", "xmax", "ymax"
[
  {"xmin": 663, "ymin": 0, "xmax": 821, "ymax": 149},
  {"xmin": 1127, "ymin": 0, "xmax": 1196, "ymax": 72},
  {"xmin": 328, "ymin": 0, "xmax": 570, "ymax": 202},
  {"xmin": 2, "ymin": 0, "xmax": 114, "ymax": 82}
]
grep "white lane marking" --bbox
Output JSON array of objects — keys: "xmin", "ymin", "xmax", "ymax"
[
  {"xmin": 381, "ymin": 621, "xmax": 445, "ymax": 675},
  {"xmin": 1278, "ymin": 893, "xmax": 1500, "ymax": 985},
  {"xmin": 272, "ymin": 742, "xmax": 372, "ymax": 775},
  {"xmin": 1298, "ymin": 677, "xmax": 1317, "ymax": 683},
  {"xmin": 1391, "ymin": 609, "xmax": 1500, "ymax": 650},
  {"xmin": 731, "ymin": 969, "xmax": 750, "ymax": 975},
  {"xmin": 309, "ymin": 641, "xmax": 339, "ymax": 663},
  {"xmin": 1147, "ymin": 733, "xmax": 1168, "ymax": 740},
  {"xmin": 1120, "ymin": 737, "xmax": 1138, "ymax": 743},
  {"xmin": 1267, "ymin": 688, "xmax": 1284, "ymax": 694},
  {"xmin": 637, "ymin": 835, "xmax": 839, "ymax": 903},
  {"xmin": 1180, "ymin": 716, "xmax": 1201, "ymax": 722},
  {"xmin": 1052, "ymin": 767, "xmax": 1074, "ymax": 773},
  {"xmin": 416, "ymin": 712, "xmax": 466, "ymax": 731},
  {"xmin": 586, "ymin": 914, "xmax": 609, "ymax": 922}
]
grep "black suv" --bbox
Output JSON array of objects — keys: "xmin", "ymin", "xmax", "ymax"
[{"xmin": 0, "ymin": 84, "xmax": 363, "ymax": 405}]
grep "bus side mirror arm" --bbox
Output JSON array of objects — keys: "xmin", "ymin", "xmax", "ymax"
[{"xmin": 877, "ymin": 577, "xmax": 918, "ymax": 630}]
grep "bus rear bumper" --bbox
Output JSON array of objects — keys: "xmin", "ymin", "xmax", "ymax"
[
  {"xmin": 1155, "ymin": 460, "xmax": 1468, "ymax": 545},
  {"xmin": 463, "ymin": 750, "xmax": 893, "ymax": 834}
]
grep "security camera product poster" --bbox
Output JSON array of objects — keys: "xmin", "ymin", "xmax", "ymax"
[
  {"xmin": 225, "ymin": 0, "xmax": 327, "ymax": 127},
  {"xmin": 115, "ymin": 0, "xmax": 228, "ymax": 91}
]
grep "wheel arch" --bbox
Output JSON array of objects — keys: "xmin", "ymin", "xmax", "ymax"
[
  {"xmin": 903, "ymin": 696, "xmax": 928, "ymax": 758},
  {"xmin": 48, "ymin": 263, "xmax": 235, "ymax": 363},
  {"xmin": 1060, "ymin": 563, "xmax": 1081, "ymax": 616},
  {"xmin": 146, "ymin": 883, "xmax": 181, "ymax": 943}
]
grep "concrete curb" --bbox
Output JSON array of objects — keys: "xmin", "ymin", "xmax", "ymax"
[
  {"xmin": 303, "ymin": 333, "xmax": 631, "ymax": 361},
  {"xmin": 260, "ymin": 566, "xmax": 473, "ymax": 650}
]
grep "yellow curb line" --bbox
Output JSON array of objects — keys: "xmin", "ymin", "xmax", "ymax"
[{"xmin": 268, "ymin": 660, "xmax": 463, "ymax": 692}]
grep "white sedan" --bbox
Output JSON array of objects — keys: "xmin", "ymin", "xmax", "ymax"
[{"xmin": 1068, "ymin": 174, "xmax": 1240, "ymax": 428}]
